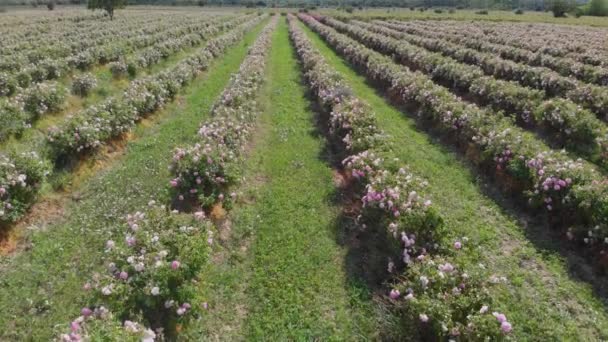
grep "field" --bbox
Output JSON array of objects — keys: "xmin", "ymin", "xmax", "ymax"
[{"xmin": 1, "ymin": 6, "xmax": 608, "ymax": 341}]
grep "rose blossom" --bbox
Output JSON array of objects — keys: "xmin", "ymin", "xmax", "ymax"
[
  {"xmin": 493, "ymin": 312, "xmax": 507, "ymax": 323},
  {"xmin": 81, "ymin": 307, "xmax": 92, "ymax": 317},
  {"xmin": 389, "ymin": 289, "xmax": 400, "ymax": 299}
]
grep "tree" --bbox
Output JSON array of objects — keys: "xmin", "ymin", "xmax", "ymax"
[
  {"xmin": 87, "ymin": 0, "xmax": 126, "ymax": 20},
  {"xmin": 588, "ymin": 0, "xmax": 608, "ymax": 16},
  {"xmin": 47, "ymin": 0, "xmax": 55, "ymax": 10},
  {"xmin": 548, "ymin": 0, "xmax": 573, "ymax": 16}
]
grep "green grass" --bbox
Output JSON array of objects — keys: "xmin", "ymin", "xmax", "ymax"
[
  {"xmin": 299, "ymin": 20, "xmax": 608, "ymax": 340},
  {"xmin": 320, "ymin": 8, "xmax": 608, "ymax": 27},
  {"xmin": 0, "ymin": 22, "xmax": 266, "ymax": 341},
  {"xmin": 184, "ymin": 18, "xmax": 385, "ymax": 340}
]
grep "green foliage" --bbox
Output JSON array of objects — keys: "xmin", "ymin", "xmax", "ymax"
[
  {"xmin": 549, "ymin": 0, "xmax": 574, "ymax": 17},
  {"xmin": 588, "ymin": 0, "xmax": 608, "ymax": 16},
  {"xmin": 87, "ymin": 0, "xmax": 127, "ymax": 20}
]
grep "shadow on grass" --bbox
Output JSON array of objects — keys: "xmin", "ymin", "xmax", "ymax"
[{"xmin": 293, "ymin": 55, "xmax": 408, "ymax": 337}]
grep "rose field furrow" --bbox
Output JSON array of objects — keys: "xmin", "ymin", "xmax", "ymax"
[
  {"xmin": 0, "ymin": 15, "xmax": 265, "ymax": 230},
  {"xmin": 395, "ymin": 22, "xmax": 607, "ymax": 71},
  {"xmin": 373, "ymin": 20, "xmax": 608, "ymax": 120},
  {"xmin": 299, "ymin": 14, "xmax": 608, "ymax": 271},
  {"xmin": 1, "ymin": 7, "xmax": 608, "ymax": 342},
  {"xmin": 294, "ymin": 15, "xmax": 608, "ymax": 340},
  {"xmin": 0, "ymin": 14, "xmax": 251, "ymax": 144},
  {"xmin": 0, "ymin": 18, "xmax": 269, "ymax": 340},
  {"xmin": 402, "ymin": 21, "xmax": 608, "ymax": 84},
  {"xmin": 321, "ymin": 16, "xmax": 608, "ymax": 169}
]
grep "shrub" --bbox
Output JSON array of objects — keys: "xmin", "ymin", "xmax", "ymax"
[
  {"xmin": 588, "ymin": 0, "xmax": 608, "ymax": 16},
  {"xmin": 549, "ymin": 0, "xmax": 574, "ymax": 17},
  {"xmin": 72, "ymin": 73, "xmax": 98, "ymax": 97},
  {"xmin": 448, "ymin": 8, "xmax": 455, "ymax": 13},
  {"xmin": 58, "ymin": 310, "xmax": 144, "ymax": 342},
  {"xmin": 15, "ymin": 71, "xmax": 32, "ymax": 88},
  {"xmin": 475, "ymin": 9, "xmax": 489, "ymax": 14},
  {"xmin": 0, "ymin": 99, "xmax": 27, "ymax": 142},
  {"xmin": 58, "ymin": 206, "xmax": 212, "ymax": 340},
  {"xmin": 514, "ymin": 8, "xmax": 524, "ymax": 14},
  {"xmin": 88, "ymin": 206, "xmax": 211, "ymax": 334},
  {"xmin": 39, "ymin": 59, "xmax": 66, "ymax": 79},
  {"xmin": 47, "ymin": 1, "xmax": 55, "ymax": 10},
  {"xmin": 109, "ymin": 61, "xmax": 128, "ymax": 79},
  {"xmin": 0, "ymin": 151, "xmax": 49, "ymax": 224},
  {"xmin": 68, "ymin": 51, "xmax": 96, "ymax": 70},
  {"xmin": 390, "ymin": 255, "xmax": 512, "ymax": 339},
  {"xmin": 23, "ymin": 82, "xmax": 66, "ymax": 118},
  {"xmin": 0, "ymin": 73, "xmax": 17, "ymax": 97},
  {"xmin": 434, "ymin": 8, "xmax": 443, "ymax": 13}
]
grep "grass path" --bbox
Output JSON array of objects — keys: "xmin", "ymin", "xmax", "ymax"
[
  {"xmin": 0, "ymin": 22, "xmax": 265, "ymax": 341},
  {"xmin": 184, "ymin": 18, "xmax": 384, "ymax": 341},
  {"xmin": 299, "ymin": 20, "xmax": 608, "ymax": 340}
]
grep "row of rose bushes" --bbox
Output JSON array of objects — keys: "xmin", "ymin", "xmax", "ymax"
[
  {"xmin": 0, "ymin": 82, "xmax": 67, "ymax": 142},
  {"xmin": 374, "ymin": 20, "xmax": 608, "ymax": 120},
  {"xmin": 300, "ymin": 15, "xmax": 608, "ymax": 257},
  {"xmin": 0, "ymin": 15, "xmax": 167, "ymax": 87},
  {"xmin": 395, "ymin": 19, "xmax": 608, "ymax": 69},
  {"xmin": 321, "ymin": 18, "xmax": 608, "ymax": 168},
  {"xmin": 0, "ymin": 15, "xmax": 250, "ymax": 145},
  {"xmin": 1, "ymin": 14, "xmax": 145, "ymax": 57},
  {"xmin": 0, "ymin": 10, "xmax": 105, "ymax": 31},
  {"xmin": 57, "ymin": 201, "xmax": 212, "ymax": 341},
  {"xmin": 396, "ymin": 21, "xmax": 608, "ymax": 87},
  {"xmin": 0, "ymin": 17, "xmax": 246, "ymax": 141},
  {"xmin": 110, "ymin": 16, "xmax": 243, "ymax": 79},
  {"xmin": 0, "ymin": 15, "xmax": 266, "ymax": 228},
  {"xmin": 289, "ymin": 14, "xmax": 513, "ymax": 339},
  {"xmin": 169, "ymin": 16, "xmax": 277, "ymax": 212},
  {"xmin": 1, "ymin": 13, "xmax": 194, "ymax": 67},
  {"xmin": 0, "ymin": 14, "xmax": 228, "ymax": 96},
  {"xmin": 57, "ymin": 17, "xmax": 277, "ymax": 342},
  {"xmin": 47, "ymin": 15, "xmax": 263, "ymax": 161}
]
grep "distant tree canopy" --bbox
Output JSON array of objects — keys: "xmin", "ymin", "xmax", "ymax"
[
  {"xmin": 87, "ymin": 0, "xmax": 126, "ymax": 19},
  {"xmin": 587, "ymin": 0, "xmax": 608, "ymax": 15},
  {"xmin": 548, "ymin": 0, "xmax": 575, "ymax": 16},
  {"xmin": 0, "ymin": 0, "xmax": 602, "ymax": 16}
]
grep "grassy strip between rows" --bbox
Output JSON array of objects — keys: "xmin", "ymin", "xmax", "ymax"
[
  {"xmin": 0, "ymin": 22, "xmax": 266, "ymax": 341},
  {"xmin": 298, "ymin": 19, "xmax": 608, "ymax": 340},
  {"xmin": 185, "ymin": 18, "xmax": 385, "ymax": 340}
]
